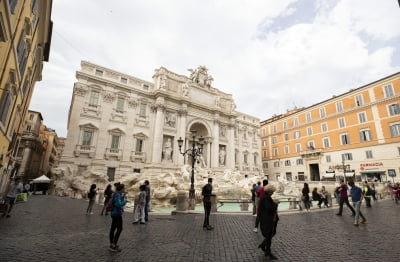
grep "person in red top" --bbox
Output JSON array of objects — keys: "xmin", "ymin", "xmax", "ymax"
[
  {"xmin": 253, "ymin": 179, "xmax": 268, "ymax": 233},
  {"xmin": 336, "ymin": 179, "xmax": 355, "ymax": 216}
]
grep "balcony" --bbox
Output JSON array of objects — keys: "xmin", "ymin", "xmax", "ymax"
[
  {"xmin": 104, "ymin": 148, "xmax": 122, "ymax": 160},
  {"xmin": 130, "ymin": 151, "xmax": 146, "ymax": 162},
  {"xmin": 74, "ymin": 145, "xmax": 95, "ymax": 158}
]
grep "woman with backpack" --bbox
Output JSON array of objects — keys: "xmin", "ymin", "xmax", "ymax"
[
  {"xmin": 101, "ymin": 184, "xmax": 113, "ymax": 216},
  {"xmin": 109, "ymin": 183, "xmax": 128, "ymax": 252},
  {"xmin": 86, "ymin": 184, "xmax": 97, "ymax": 215}
]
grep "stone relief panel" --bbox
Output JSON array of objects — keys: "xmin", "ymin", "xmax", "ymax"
[
  {"xmin": 73, "ymin": 83, "xmax": 88, "ymax": 97},
  {"xmin": 164, "ymin": 111, "xmax": 177, "ymax": 128},
  {"xmin": 103, "ymin": 92, "xmax": 115, "ymax": 103},
  {"xmin": 128, "ymin": 99, "xmax": 138, "ymax": 108}
]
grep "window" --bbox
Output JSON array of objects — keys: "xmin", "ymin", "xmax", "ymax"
[
  {"xmin": 0, "ymin": 86, "xmax": 13, "ymax": 125},
  {"xmin": 262, "ymin": 128, "xmax": 266, "ymax": 136},
  {"xmin": 294, "ymin": 131, "xmax": 300, "ymax": 139},
  {"xmin": 296, "ymin": 159, "xmax": 303, "ymax": 165},
  {"xmin": 390, "ymin": 123, "xmax": 400, "ymax": 137},
  {"xmin": 355, "ymin": 95, "xmax": 363, "ymax": 106},
  {"xmin": 323, "ymin": 137, "xmax": 330, "ymax": 148},
  {"xmin": 366, "ymin": 150, "xmax": 373, "ymax": 159},
  {"xmin": 320, "ymin": 108, "xmax": 326, "ymax": 118},
  {"xmin": 263, "ymin": 150, "xmax": 267, "ymax": 158},
  {"xmin": 384, "ymin": 84, "xmax": 394, "ymax": 98},
  {"xmin": 294, "ymin": 117, "xmax": 299, "ymax": 127},
  {"xmin": 243, "ymin": 153, "xmax": 248, "ymax": 164},
  {"xmin": 389, "ymin": 104, "xmax": 400, "ymax": 116},
  {"xmin": 307, "ymin": 141, "xmax": 315, "ymax": 149},
  {"xmin": 341, "ymin": 133, "xmax": 350, "ymax": 145},
  {"xmin": 254, "ymin": 155, "xmax": 257, "ymax": 165},
  {"xmin": 135, "ymin": 138, "xmax": 144, "ymax": 153},
  {"xmin": 341, "ymin": 153, "xmax": 353, "ymax": 161},
  {"xmin": 21, "ymin": 79, "xmax": 29, "ymax": 96},
  {"xmin": 95, "ymin": 69, "xmax": 103, "ymax": 76},
  {"xmin": 326, "ymin": 155, "xmax": 331, "ymax": 163},
  {"xmin": 358, "ymin": 112, "xmax": 367, "ymax": 123},
  {"xmin": 139, "ymin": 103, "xmax": 147, "ymax": 118},
  {"xmin": 110, "ymin": 135, "xmax": 120, "ymax": 151},
  {"xmin": 284, "ymin": 133, "xmax": 289, "ymax": 141},
  {"xmin": 284, "ymin": 145, "xmax": 289, "ymax": 154},
  {"xmin": 9, "ymin": 0, "xmax": 18, "ymax": 13},
  {"xmin": 116, "ymin": 97, "xmax": 125, "ymax": 112},
  {"xmin": 336, "ymin": 101, "xmax": 343, "ymax": 112},
  {"xmin": 17, "ymin": 32, "xmax": 28, "ymax": 75},
  {"xmin": 283, "ymin": 121, "xmax": 287, "ymax": 130},
  {"xmin": 29, "ymin": 114, "xmax": 34, "ymax": 120},
  {"xmin": 107, "ymin": 167, "xmax": 115, "ymax": 182},
  {"xmin": 133, "ymin": 168, "xmax": 141, "ymax": 173},
  {"xmin": 26, "ymin": 125, "xmax": 31, "ymax": 132},
  {"xmin": 263, "ymin": 162, "xmax": 268, "ymax": 169},
  {"xmin": 272, "ymin": 137, "xmax": 277, "ymax": 144},
  {"xmin": 306, "ymin": 112, "xmax": 312, "ymax": 123},
  {"xmin": 285, "ymin": 160, "xmax": 291, "ymax": 166},
  {"xmin": 82, "ymin": 130, "xmax": 93, "ymax": 146},
  {"xmin": 296, "ymin": 143, "xmax": 301, "ymax": 153},
  {"xmin": 89, "ymin": 90, "xmax": 99, "ymax": 107},
  {"xmin": 273, "ymin": 148, "xmax": 278, "ymax": 156},
  {"xmin": 262, "ymin": 140, "xmax": 267, "ymax": 147},
  {"xmin": 307, "ymin": 127, "xmax": 313, "ymax": 136},
  {"xmin": 273, "ymin": 161, "xmax": 280, "ymax": 167},
  {"xmin": 360, "ymin": 129, "xmax": 372, "ymax": 142},
  {"xmin": 121, "ymin": 77, "xmax": 127, "ymax": 84},
  {"xmin": 273, "ymin": 125, "xmax": 277, "ymax": 133},
  {"xmin": 321, "ymin": 122, "xmax": 328, "ymax": 132},
  {"xmin": 0, "ymin": 12, "xmax": 7, "ymax": 42},
  {"xmin": 338, "ymin": 118, "xmax": 346, "ymax": 128}
]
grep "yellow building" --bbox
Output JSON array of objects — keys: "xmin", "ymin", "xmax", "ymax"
[
  {"xmin": 261, "ymin": 72, "xmax": 400, "ymax": 184},
  {"xmin": 0, "ymin": 0, "xmax": 52, "ymax": 192}
]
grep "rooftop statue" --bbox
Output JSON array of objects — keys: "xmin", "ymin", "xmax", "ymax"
[{"xmin": 188, "ymin": 66, "xmax": 213, "ymax": 88}]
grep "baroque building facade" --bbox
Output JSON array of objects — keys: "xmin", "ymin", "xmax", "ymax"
[
  {"xmin": 261, "ymin": 72, "xmax": 400, "ymax": 184},
  {"xmin": 61, "ymin": 61, "xmax": 262, "ymax": 183},
  {"xmin": 0, "ymin": 0, "xmax": 52, "ymax": 193}
]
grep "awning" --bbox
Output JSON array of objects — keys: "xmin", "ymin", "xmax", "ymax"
[
  {"xmin": 323, "ymin": 173, "xmax": 335, "ymax": 178},
  {"xmin": 32, "ymin": 175, "xmax": 51, "ymax": 183},
  {"xmin": 360, "ymin": 170, "xmax": 386, "ymax": 174}
]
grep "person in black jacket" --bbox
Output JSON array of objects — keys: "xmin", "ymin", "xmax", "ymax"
[
  {"xmin": 258, "ymin": 184, "xmax": 280, "ymax": 260},
  {"xmin": 202, "ymin": 178, "xmax": 214, "ymax": 230},
  {"xmin": 302, "ymin": 183, "xmax": 311, "ymax": 211}
]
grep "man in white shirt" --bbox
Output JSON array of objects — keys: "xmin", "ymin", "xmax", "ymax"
[{"xmin": 2, "ymin": 177, "xmax": 23, "ymax": 218}]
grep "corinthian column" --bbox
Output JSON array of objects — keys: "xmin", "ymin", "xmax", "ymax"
[
  {"xmin": 226, "ymin": 123, "xmax": 235, "ymax": 169},
  {"xmin": 151, "ymin": 100, "xmax": 165, "ymax": 164},
  {"xmin": 211, "ymin": 115, "xmax": 220, "ymax": 168},
  {"xmin": 177, "ymin": 107, "xmax": 188, "ymax": 165}
]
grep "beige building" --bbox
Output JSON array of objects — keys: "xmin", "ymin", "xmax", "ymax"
[
  {"xmin": 261, "ymin": 72, "xmax": 400, "ymax": 184},
  {"xmin": 60, "ymin": 61, "xmax": 262, "ymax": 183},
  {"xmin": 0, "ymin": 0, "xmax": 52, "ymax": 193}
]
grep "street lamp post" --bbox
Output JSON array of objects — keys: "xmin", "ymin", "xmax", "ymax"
[
  {"xmin": 177, "ymin": 131, "xmax": 204, "ymax": 210},
  {"xmin": 341, "ymin": 160, "xmax": 351, "ymax": 183}
]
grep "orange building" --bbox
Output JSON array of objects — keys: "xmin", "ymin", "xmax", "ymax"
[{"xmin": 260, "ymin": 72, "xmax": 400, "ymax": 184}]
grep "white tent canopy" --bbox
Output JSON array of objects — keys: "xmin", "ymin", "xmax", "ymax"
[{"xmin": 32, "ymin": 175, "xmax": 51, "ymax": 183}]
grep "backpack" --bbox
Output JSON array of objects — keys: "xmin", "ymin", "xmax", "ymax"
[{"xmin": 106, "ymin": 194, "xmax": 114, "ymax": 212}]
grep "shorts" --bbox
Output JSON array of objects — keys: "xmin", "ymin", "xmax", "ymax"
[{"xmin": 5, "ymin": 196, "xmax": 16, "ymax": 205}]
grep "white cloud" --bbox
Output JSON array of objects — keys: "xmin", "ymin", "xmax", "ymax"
[{"xmin": 30, "ymin": 0, "xmax": 400, "ymax": 137}]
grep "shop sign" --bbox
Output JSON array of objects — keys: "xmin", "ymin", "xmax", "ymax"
[{"xmin": 359, "ymin": 162, "xmax": 383, "ymax": 170}]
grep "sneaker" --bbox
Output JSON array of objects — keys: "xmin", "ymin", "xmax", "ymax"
[
  {"xmin": 109, "ymin": 244, "xmax": 121, "ymax": 252},
  {"xmin": 253, "ymin": 227, "xmax": 258, "ymax": 233},
  {"xmin": 360, "ymin": 219, "xmax": 366, "ymax": 224},
  {"xmin": 206, "ymin": 225, "xmax": 214, "ymax": 230},
  {"xmin": 336, "ymin": 213, "xmax": 342, "ymax": 216},
  {"xmin": 353, "ymin": 221, "xmax": 359, "ymax": 226},
  {"xmin": 132, "ymin": 221, "xmax": 139, "ymax": 224}
]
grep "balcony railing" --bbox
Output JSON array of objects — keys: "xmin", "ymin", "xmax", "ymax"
[
  {"xmin": 74, "ymin": 145, "xmax": 95, "ymax": 158},
  {"xmin": 105, "ymin": 148, "xmax": 122, "ymax": 160},
  {"xmin": 130, "ymin": 151, "xmax": 146, "ymax": 162}
]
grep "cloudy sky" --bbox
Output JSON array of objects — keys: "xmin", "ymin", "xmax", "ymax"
[{"xmin": 30, "ymin": 0, "xmax": 400, "ymax": 137}]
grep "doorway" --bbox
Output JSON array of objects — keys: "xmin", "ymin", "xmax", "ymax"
[{"xmin": 309, "ymin": 164, "xmax": 320, "ymax": 181}]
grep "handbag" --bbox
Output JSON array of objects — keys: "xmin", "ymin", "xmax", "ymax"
[{"xmin": 301, "ymin": 195, "xmax": 306, "ymax": 201}]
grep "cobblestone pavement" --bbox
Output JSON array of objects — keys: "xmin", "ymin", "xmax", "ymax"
[{"xmin": 0, "ymin": 195, "xmax": 399, "ymax": 262}]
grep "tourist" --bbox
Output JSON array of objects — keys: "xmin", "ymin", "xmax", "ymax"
[
  {"xmin": 257, "ymin": 184, "xmax": 279, "ymax": 260},
  {"xmin": 251, "ymin": 184, "xmax": 257, "ymax": 215},
  {"xmin": 109, "ymin": 183, "xmax": 128, "ymax": 252},
  {"xmin": 144, "ymin": 180, "xmax": 151, "ymax": 222},
  {"xmin": 86, "ymin": 184, "xmax": 97, "ymax": 215},
  {"xmin": 101, "ymin": 184, "xmax": 113, "ymax": 216},
  {"xmin": 202, "ymin": 178, "xmax": 214, "ymax": 230},
  {"xmin": 254, "ymin": 179, "xmax": 268, "ymax": 232},
  {"xmin": 2, "ymin": 177, "xmax": 23, "ymax": 218},
  {"xmin": 319, "ymin": 186, "xmax": 329, "ymax": 207},
  {"xmin": 312, "ymin": 187, "xmax": 324, "ymax": 208},
  {"xmin": 371, "ymin": 183, "xmax": 377, "ymax": 201},
  {"xmin": 132, "ymin": 184, "xmax": 146, "ymax": 224},
  {"xmin": 301, "ymin": 183, "xmax": 310, "ymax": 211},
  {"xmin": 252, "ymin": 181, "xmax": 261, "ymax": 217},
  {"xmin": 363, "ymin": 181, "xmax": 372, "ymax": 208},
  {"xmin": 336, "ymin": 179, "xmax": 355, "ymax": 216},
  {"xmin": 348, "ymin": 181, "xmax": 366, "ymax": 226}
]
